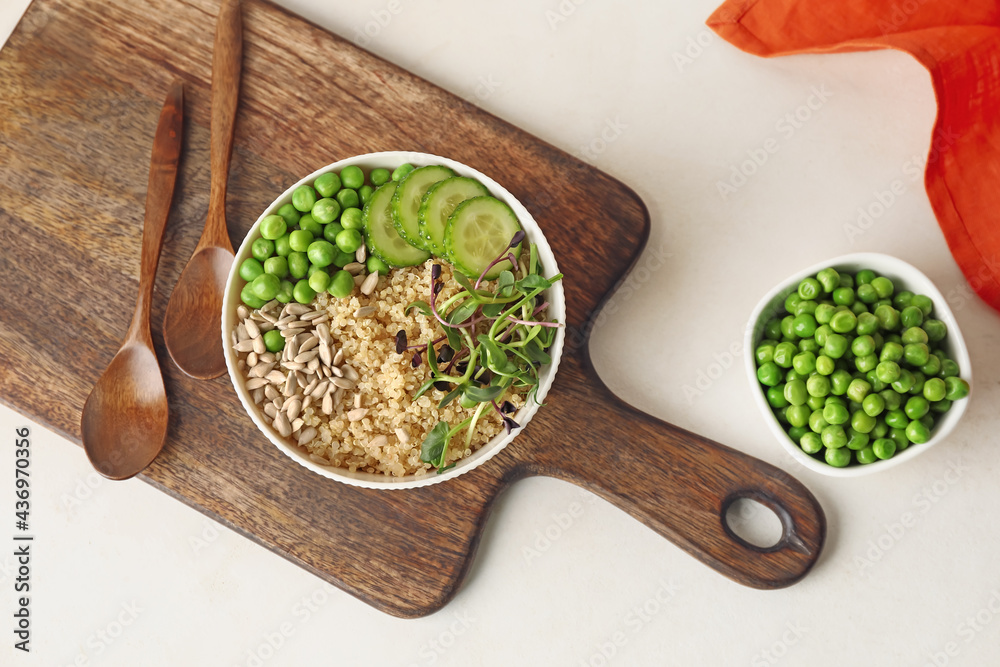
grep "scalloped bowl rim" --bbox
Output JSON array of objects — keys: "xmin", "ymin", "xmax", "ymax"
[
  {"xmin": 222, "ymin": 151, "xmax": 565, "ymax": 489},
  {"xmin": 743, "ymin": 252, "xmax": 971, "ymax": 477}
]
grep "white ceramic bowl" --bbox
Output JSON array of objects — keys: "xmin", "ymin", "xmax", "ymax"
[
  {"xmin": 223, "ymin": 151, "xmax": 565, "ymax": 489},
  {"xmin": 744, "ymin": 253, "xmax": 971, "ymax": 477}
]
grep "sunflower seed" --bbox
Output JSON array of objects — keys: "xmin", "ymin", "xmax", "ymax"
[
  {"xmin": 316, "ymin": 323, "xmax": 331, "ymax": 345},
  {"xmin": 355, "ymin": 245, "xmax": 366, "ymax": 263},
  {"xmin": 309, "ymin": 453, "xmax": 330, "ymax": 465},
  {"xmin": 250, "ymin": 310, "xmax": 266, "ymax": 321},
  {"xmin": 264, "ymin": 384, "xmax": 279, "ymax": 400},
  {"xmin": 344, "ymin": 262, "xmax": 365, "ymax": 275},
  {"xmin": 360, "ymin": 272, "xmax": 379, "ymax": 295},
  {"xmin": 291, "ymin": 418, "xmax": 304, "ymax": 433},
  {"xmin": 286, "ymin": 303, "xmax": 311, "ymax": 316},
  {"xmin": 395, "ymin": 428, "xmax": 410, "ymax": 445},
  {"xmin": 259, "ymin": 310, "xmax": 278, "ymax": 324},
  {"xmin": 318, "ymin": 342, "xmax": 332, "ymax": 366},
  {"xmin": 252, "ymin": 336, "xmax": 266, "ymax": 354},
  {"xmin": 334, "ymin": 387, "xmax": 344, "ymax": 407},
  {"xmin": 354, "ymin": 306, "xmax": 375, "ymax": 318},
  {"xmin": 276, "ymin": 315, "xmax": 297, "ymax": 326},
  {"xmin": 249, "ymin": 362, "xmax": 275, "ymax": 378},
  {"xmin": 264, "ymin": 403, "xmax": 278, "ymax": 418},
  {"xmin": 302, "ymin": 394, "xmax": 313, "ymax": 410},
  {"xmin": 246, "ymin": 351, "xmax": 258, "ymax": 367},
  {"xmin": 353, "ymin": 273, "xmax": 366, "ymax": 287},
  {"xmin": 266, "ymin": 370, "xmax": 286, "ymax": 384},
  {"xmin": 274, "ymin": 412, "xmax": 292, "ymax": 437},
  {"xmin": 283, "ymin": 361, "xmax": 306, "ymax": 371},
  {"xmin": 234, "ymin": 339, "xmax": 255, "ymax": 353},
  {"xmin": 283, "ymin": 373, "xmax": 297, "ymax": 397},
  {"xmin": 237, "ymin": 359, "xmax": 246, "ymax": 372},
  {"xmin": 307, "ymin": 357, "xmax": 321, "ymax": 373},
  {"xmin": 237, "ymin": 323, "xmax": 249, "ymax": 341},
  {"xmin": 300, "ymin": 310, "xmax": 324, "ymax": 321},
  {"xmin": 260, "ymin": 352, "xmax": 276, "ymax": 364},
  {"xmin": 246, "ymin": 377, "xmax": 268, "ymax": 390},
  {"xmin": 294, "ymin": 350, "xmax": 319, "ymax": 364},
  {"xmin": 311, "ymin": 381, "xmax": 330, "ymax": 399},
  {"xmin": 282, "ymin": 320, "xmax": 311, "ymax": 330},
  {"xmin": 333, "ymin": 349, "xmax": 345, "ymax": 366},
  {"xmin": 347, "ymin": 408, "xmax": 368, "ymax": 422},
  {"xmin": 231, "ymin": 330, "xmax": 239, "ymax": 347},
  {"xmin": 237, "ymin": 305, "xmax": 250, "ymax": 320},
  {"xmin": 354, "ymin": 393, "xmax": 362, "ymax": 409},
  {"xmin": 329, "ymin": 365, "xmax": 343, "ymax": 377},
  {"xmin": 294, "ymin": 370, "xmax": 307, "ymax": 387},
  {"xmin": 257, "ymin": 320, "xmax": 274, "ymax": 332},
  {"xmin": 321, "ymin": 392, "xmax": 333, "ymax": 415},
  {"xmin": 333, "ymin": 377, "xmax": 355, "ymax": 390},
  {"xmin": 251, "ymin": 387, "xmax": 265, "ymax": 404},
  {"xmin": 341, "ymin": 364, "xmax": 359, "ymax": 382},
  {"xmin": 369, "ymin": 435, "xmax": 388, "ymax": 449},
  {"xmin": 299, "ymin": 335, "xmax": 319, "ymax": 353},
  {"xmin": 298, "ymin": 427, "xmax": 318, "ymax": 445},
  {"xmin": 244, "ymin": 319, "xmax": 260, "ymax": 339},
  {"xmin": 321, "ymin": 366, "xmax": 332, "ymax": 378},
  {"xmin": 285, "ymin": 397, "xmax": 302, "ymax": 421},
  {"xmin": 302, "ymin": 378, "xmax": 319, "ymax": 396}
]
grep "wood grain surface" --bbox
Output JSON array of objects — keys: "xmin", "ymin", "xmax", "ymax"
[{"xmin": 0, "ymin": 0, "xmax": 826, "ymax": 617}]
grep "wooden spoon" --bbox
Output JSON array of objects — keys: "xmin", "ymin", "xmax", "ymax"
[
  {"xmin": 81, "ymin": 81, "xmax": 184, "ymax": 481},
  {"xmin": 163, "ymin": 0, "xmax": 243, "ymax": 379}
]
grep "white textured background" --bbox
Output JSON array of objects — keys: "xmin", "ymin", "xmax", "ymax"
[{"xmin": 2, "ymin": 1, "xmax": 999, "ymax": 665}]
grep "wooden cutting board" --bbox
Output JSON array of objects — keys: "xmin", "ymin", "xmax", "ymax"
[{"xmin": 0, "ymin": 0, "xmax": 826, "ymax": 617}]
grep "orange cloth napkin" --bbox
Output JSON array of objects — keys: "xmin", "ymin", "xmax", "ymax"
[{"xmin": 708, "ymin": 0, "xmax": 1000, "ymax": 315}]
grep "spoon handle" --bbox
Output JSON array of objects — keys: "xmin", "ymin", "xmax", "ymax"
[
  {"xmin": 126, "ymin": 81, "xmax": 185, "ymax": 346},
  {"xmin": 202, "ymin": 0, "xmax": 242, "ymax": 252}
]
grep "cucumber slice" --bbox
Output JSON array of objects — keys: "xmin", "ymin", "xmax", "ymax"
[
  {"xmin": 391, "ymin": 165, "xmax": 455, "ymax": 250},
  {"xmin": 444, "ymin": 196, "xmax": 523, "ymax": 280},
  {"xmin": 418, "ymin": 177, "xmax": 490, "ymax": 256},
  {"xmin": 364, "ymin": 181, "xmax": 431, "ymax": 267}
]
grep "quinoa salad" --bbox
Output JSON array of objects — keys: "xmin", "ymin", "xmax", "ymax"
[{"xmin": 232, "ymin": 161, "xmax": 561, "ymax": 477}]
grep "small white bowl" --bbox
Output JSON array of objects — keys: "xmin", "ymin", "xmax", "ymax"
[
  {"xmin": 744, "ymin": 253, "xmax": 971, "ymax": 477},
  {"xmin": 222, "ymin": 151, "xmax": 565, "ymax": 489}
]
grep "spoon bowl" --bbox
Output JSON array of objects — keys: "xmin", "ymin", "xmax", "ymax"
[{"xmin": 82, "ymin": 344, "xmax": 169, "ymax": 480}]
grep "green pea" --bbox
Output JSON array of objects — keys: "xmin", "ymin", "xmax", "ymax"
[
  {"xmin": 809, "ymin": 409, "xmax": 829, "ymax": 433},
  {"xmin": 275, "ymin": 279, "xmax": 294, "ymax": 304},
  {"xmin": 756, "ymin": 342, "xmax": 776, "ymax": 364},
  {"xmin": 789, "ymin": 426, "xmax": 808, "ymax": 442},
  {"xmin": 815, "ymin": 355, "xmax": 835, "ymax": 375},
  {"xmin": 856, "ymin": 283, "xmax": 878, "ymax": 304},
  {"xmin": 823, "ymin": 402, "xmax": 849, "ymax": 425},
  {"xmin": 328, "ymin": 269, "xmax": 355, "ymax": 299},
  {"xmin": 891, "ymin": 369, "xmax": 914, "ymax": 394},
  {"xmin": 786, "ymin": 405, "xmax": 810, "ymax": 428},
  {"xmin": 339, "ymin": 165, "xmax": 364, "ymax": 190},
  {"xmin": 866, "ymin": 370, "xmax": 887, "ymax": 393},
  {"xmin": 299, "ymin": 214, "xmax": 324, "ymax": 237},
  {"xmin": 814, "ymin": 324, "xmax": 832, "ymax": 346},
  {"xmin": 250, "ymin": 273, "xmax": 280, "ymax": 301},
  {"xmin": 757, "ymin": 362, "xmax": 781, "ymax": 387},
  {"xmin": 884, "ymin": 332, "xmax": 902, "ymax": 345},
  {"xmin": 764, "ymin": 318, "xmax": 782, "ymax": 340},
  {"xmin": 824, "ymin": 447, "xmax": 850, "ymax": 467},
  {"xmin": 852, "ymin": 301, "xmax": 869, "ymax": 316},
  {"xmin": 392, "ymin": 163, "xmax": 415, "ymax": 181},
  {"xmin": 940, "ymin": 359, "xmax": 960, "ymax": 378},
  {"xmin": 239, "ymin": 257, "xmax": 265, "ymax": 282},
  {"xmin": 879, "ymin": 342, "xmax": 903, "ymax": 363},
  {"xmin": 307, "ymin": 240, "xmax": 337, "ymax": 267},
  {"xmin": 851, "ymin": 410, "xmax": 876, "ymax": 434},
  {"xmin": 875, "ymin": 361, "xmax": 901, "ymax": 384},
  {"xmin": 923, "ymin": 319, "xmax": 947, "ymax": 343},
  {"xmin": 321, "ymin": 222, "xmax": 343, "ymax": 244},
  {"xmin": 838, "ymin": 273, "xmax": 855, "ymax": 289},
  {"xmin": 792, "ymin": 314, "xmax": 817, "ymax": 338},
  {"xmin": 775, "ymin": 409, "xmax": 790, "ymax": 425},
  {"xmin": 855, "ymin": 312, "xmax": 878, "ymax": 336},
  {"xmin": 806, "ymin": 374, "xmax": 831, "ymax": 398},
  {"xmin": 767, "ymin": 385, "xmax": 789, "ymax": 409},
  {"xmin": 930, "ymin": 399, "xmax": 952, "ymax": 414},
  {"xmin": 824, "ymin": 333, "xmax": 848, "ymax": 359},
  {"xmin": 830, "ymin": 369, "xmax": 853, "ymax": 395},
  {"xmin": 791, "ymin": 351, "xmax": 816, "ymax": 375},
  {"xmin": 260, "ymin": 214, "xmax": 287, "ymax": 240},
  {"xmin": 341, "ymin": 207, "xmax": 364, "ymax": 231},
  {"xmin": 875, "ymin": 304, "xmax": 900, "ymax": 331},
  {"xmin": 773, "ymin": 342, "xmax": 795, "ymax": 368},
  {"xmin": 944, "ymin": 376, "xmax": 970, "ymax": 401},
  {"xmin": 292, "ymin": 185, "xmax": 318, "ymax": 213},
  {"xmin": 845, "ymin": 427, "xmax": 869, "ymax": 451},
  {"xmin": 780, "ymin": 316, "xmax": 796, "ymax": 339},
  {"xmin": 796, "ymin": 300, "xmax": 819, "ymax": 317},
  {"xmin": 311, "ymin": 198, "xmax": 341, "ymax": 225},
  {"xmin": 288, "ymin": 229, "xmax": 314, "ymax": 253},
  {"xmin": 829, "ymin": 310, "xmax": 857, "ymax": 334},
  {"xmin": 292, "ymin": 279, "xmax": 316, "ymax": 304},
  {"xmin": 814, "ymin": 303, "xmax": 835, "ymax": 325},
  {"xmin": 800, "ymin": 432, "xmax": 823, "ymax": 454},
  {"xmin": 862, "ymin": 393, "xmax": 885, "ymax": 417},
  {"xmin": 904, "ymin": 396, "xmax": 930, "ymax": 420},
  {"xmin": 798, "ymin": 278, "xmax": 821, "ymax": 300},
  {"xmin": 370, "ymin": 168, "xmax": 391, "ymax": 187},
  {"xmin": 854, "ymin": 446, "xmax": 876, "ymax": 464},
  {"xmin": 867, "ymin": 276, "xmax": 892, "ymax": 299},
  {"xmin": 900, "ymin": 305, "xmax": 923, "ymax": 329},
  {"xmin": 833, "ymin": 287, "xmax": 855, "ymax": 306},
  {"xmin": 901, "ymin": 326, "xmax": 928, "ymax": 345},
  {"xmin": 288, "ymin": 252, "xmax": 309, "ymax": 279},
  {"xmin": 904, "ymin": 343, "xmax": 929, "ymax": 367},
  {"xmin": 784, "ymin": 292, "xmax": 801, "ymax": 314},
  {"xmin": 911, "ymin": 294, "xmax": 933, "ymax": 316},
  {"xmin": 885, "ymin": 409, "xmax": 909, "ymax": 429},
  {"xmin": 846, "ymin": 378, "xmax": 871, "ymax": 403},
  {"xmin": 335, "ymin": 228, "xmax": 364, "ymax": 254},
  {"xmin": 799, "ymin": 338, "xmax": 820, "ymax": 354},
  {"xmin": 816, "ymin": 268, "xmax": 839, "ymax": 293},
  {"xmin": 807, "ymin": 394, "xmax": 826, "ymax": 410},
  {"xmin": 893, "ymin": 290, "xmax": 913, "ymax": 309},
  {"xmin": 920, "ymin": 354, "xmax": 941, "ymax": 377},
  {"xmin": 849, "ymin": 335, "xmax": 873, "ymax": 357},
  {"xmin": 275, "ymin": 203, "xmax": 301, "ymax": 228},
  {"xmin": 356, "ymin": 185, "xmax": 373, "ymax": 206},
  {"xmin": 333, "ymin": 249, "xmax": 355, "ymax": 267},
  {"xmin": 905, "ymin": 420, "xmax": 930, "ymax": 444},
  {"xmin": 822, "ymin": 425, "xmax": 848, "ymax": 449},
  {"xmin": 854, "ymin": 269, "xmax": 874, "ymax": 285},
  {"xmin": 263, "ymin": 329, "xmax": 285, "ymax": 353},
  {"xmin": 920, "ymin": 414, "xmax": 934, "ymax": 430},
  {"xmin": 922, "ymin": 377, "xmax": 946, "ymax": 402},
  {"xmin": 308, "ymin": 269, "xmax": 331, "ymax": 293},
  {"xmin": 367, "ymin": 255, "xmax": 390, "ymax": 276},
  {"xmin": 274, "ymin": 234, "xmax": 292, "ymax": 257},
  {"xmin": 251, "ymin": 238, "xmax": 275, "ymax": 262},
  {"xmin": 264, "ymin": 255, "xmax": 288, "ymax": 278},
  {"xmin": 784, "ymin": 380, "xmax": 807, "ymax": 405},
  {"xmin": 336, "ymin": 188, "xmax": 360, "ymax": 210},
  {"xmin": 888, "ymin": 427, "xmax": 910, "ymax": 451},
  {"xmin": 872, "ymin": 418, "xmax": 889, "ymax": 439},
  {"xmin": 314, "ymin": 172, "xmax": 342, "ymax": 199},
  {"xmin": 240, "ymin": 283, "xmax": 266, "ymax": 309}
]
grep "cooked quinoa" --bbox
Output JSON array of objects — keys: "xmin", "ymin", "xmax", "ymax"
[{"xmin": 297, "ymin": 261, "xmax": 522, "ymax": 477}]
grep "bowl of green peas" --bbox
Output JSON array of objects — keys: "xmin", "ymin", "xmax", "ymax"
[{"xmin": 745, "ymin": 253, "xmax": 972, "ymax": 476}]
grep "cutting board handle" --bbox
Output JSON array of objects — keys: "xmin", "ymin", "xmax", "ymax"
[{"xmin": 532, "ymin": 377, "xmax": 826, "ymax": 589}]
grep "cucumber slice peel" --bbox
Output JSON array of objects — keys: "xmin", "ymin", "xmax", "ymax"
[
  {"xmin": 391, "ymin": 165, "xmax": 454, "ymax": 251},
  {"xmin": 418, "ymin": 176, "xmax": 490, "ymax": 256},
  {"xmin": 444, "ymin": 196, "xmax": 523, "ymax": 280},
  {"xmin": 364, "ymin": 181, "xmax": 431, "ymax": 267}
]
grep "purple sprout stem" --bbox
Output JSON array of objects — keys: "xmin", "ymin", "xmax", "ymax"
[{"xmin": 475, "ymin": 252, "xmax": 518, "ymax": 291}]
